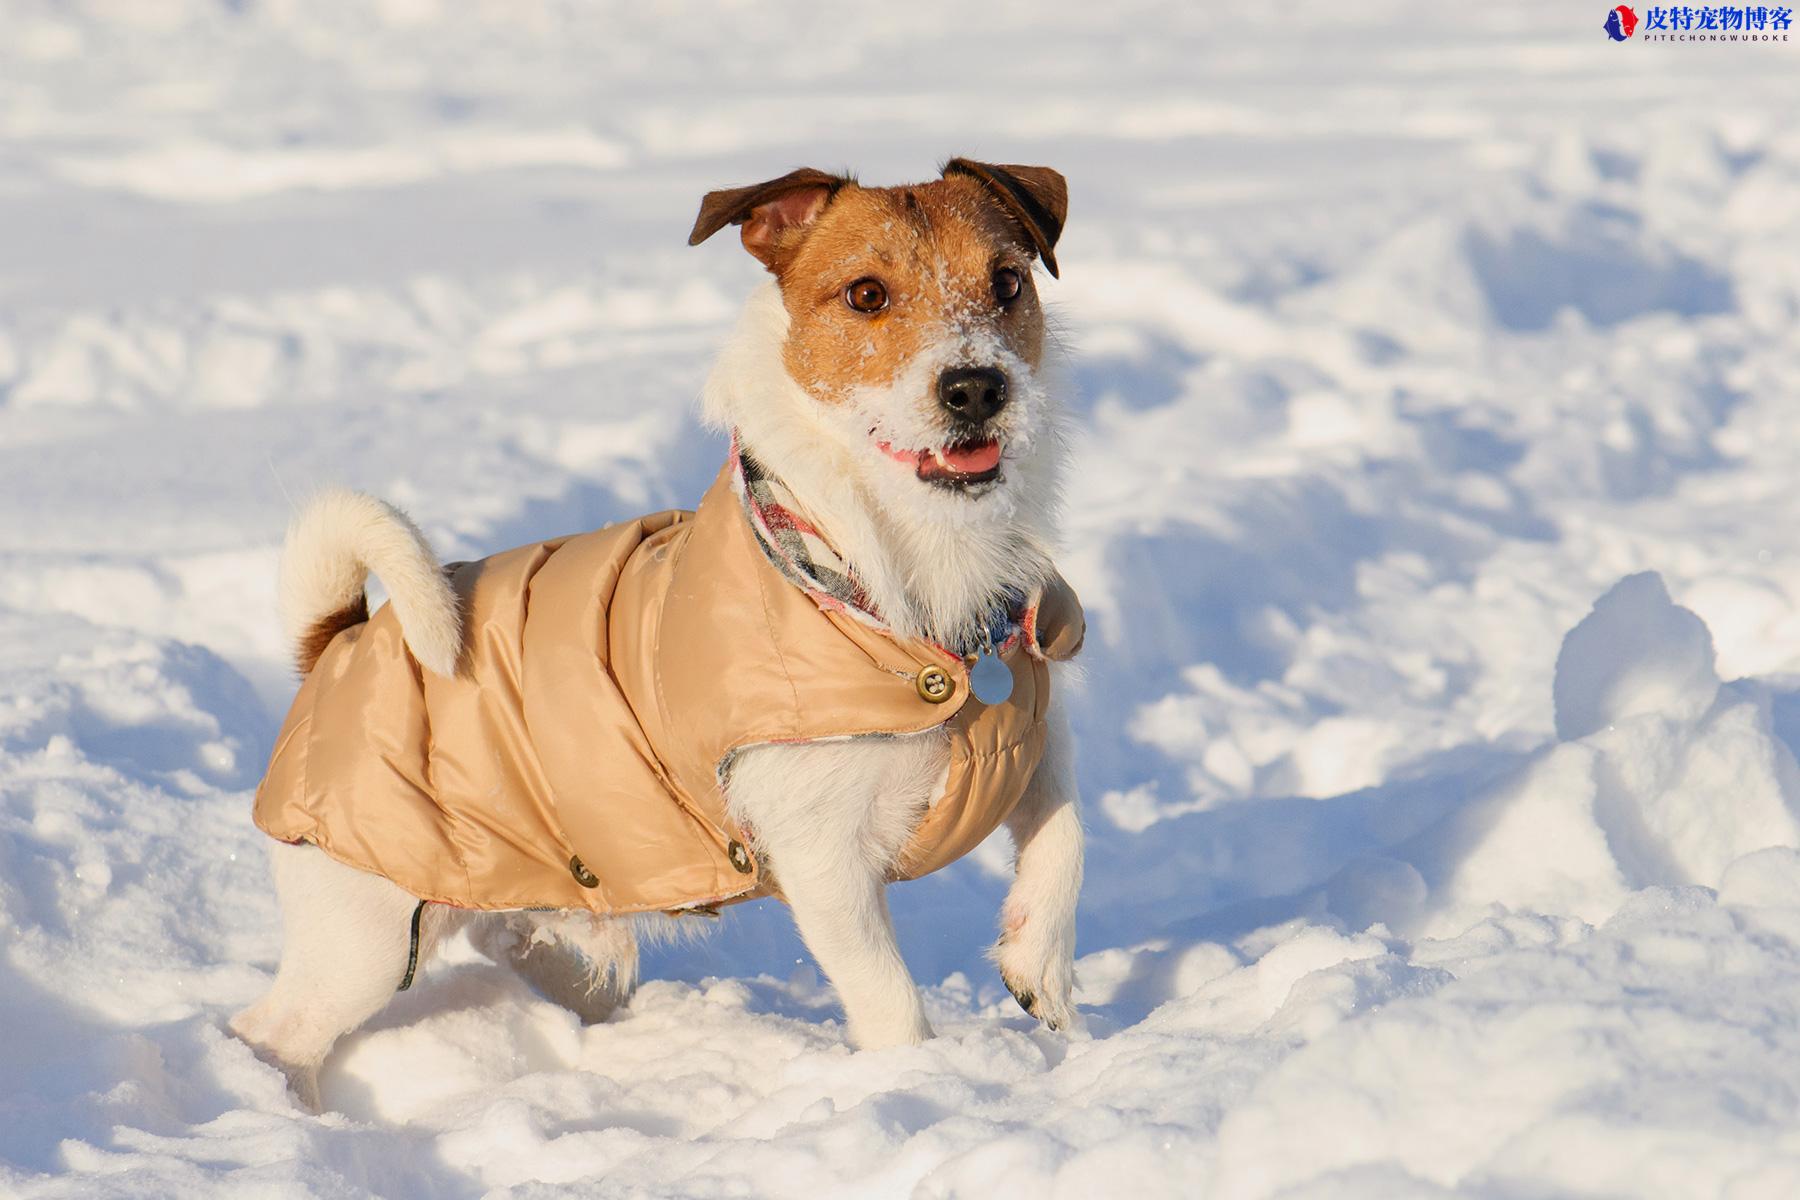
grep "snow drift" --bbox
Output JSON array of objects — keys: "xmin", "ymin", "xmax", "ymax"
[{"xmin": 6, "ymin": 1, "xmax": 1800, "ymax": 1197}]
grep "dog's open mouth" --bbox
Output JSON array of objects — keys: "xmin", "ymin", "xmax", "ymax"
[{"xmin": 877, "ymin": 438, "xmax": 1003, "ymax": 488}]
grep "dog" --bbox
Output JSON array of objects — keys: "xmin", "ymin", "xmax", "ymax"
[{"xmin": 231, "ymin": 159, "xmax": 1086, "ymax": 1111}]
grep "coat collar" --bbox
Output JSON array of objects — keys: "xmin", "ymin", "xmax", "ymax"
[{"xmin": 730, "ymin": 437, "xmax": 1026, "ymax": 659}]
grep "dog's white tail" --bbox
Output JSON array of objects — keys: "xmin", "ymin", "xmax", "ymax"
[{"xmin": 279, "ymin": 489, "xmax": 462, "ymax": 678}]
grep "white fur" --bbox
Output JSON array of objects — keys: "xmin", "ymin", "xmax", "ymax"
[
  {"xmin": 230, "ymin": 842, "xmax": 463, "ymax": 1110},
  {"xmin": 237, "ymin": 279, "xmax": 1086, "ymax": 1103},
  {"xmin": 279, "ymin": 488, "xmax": 462, "ymax": 678},
  {"xmin": 992, "ymin": 698, "xmax": 1084, "ymax": 1033},
  {"xmin": 703, "ymin": 283, "xmax": 1070, "ymax": 649},
  {"xmin": 466, "ymin": 909, "xmax": 640, "ymax": 1026},
  {"xmin": 726, "ymin": 731, "xmax": 951, "ymax": 1047}
]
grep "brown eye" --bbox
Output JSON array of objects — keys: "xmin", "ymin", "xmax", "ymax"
[
  {"xmin": 993, "ymin": 267, "xmax": 1023, "ymax": 305},
  {"xmin": 845, "ymin": 278, "xmax": 888, "ymax": 313}
]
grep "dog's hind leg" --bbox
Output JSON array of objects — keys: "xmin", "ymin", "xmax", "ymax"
[
  {"xmin": 993, "ymin": 699, "xmax": 1084, "ymax": 1032},
  {"xmin": 230, "ymin": 842, "xmax": 448, "ymax": 1110},
  {"xmin": 468, "ymin": 911, "xmax": 637, "ymax": 1024}
]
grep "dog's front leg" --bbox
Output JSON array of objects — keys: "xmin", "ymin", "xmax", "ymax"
[
  {"xmin": 778, "ymin": 850, "xmax": 933, "ymax": 1049},
  {"xmin": 729, "ymin": 740, "xmax": 936, "ymax": 1050},
  {"xmin": 995, "ymin": 702, "xmax": 1084, "ymax": 1031}
]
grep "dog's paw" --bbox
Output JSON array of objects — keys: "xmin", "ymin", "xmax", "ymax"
[
  {"xmin": 847, "ymin": 1008, "xmax": 935, "ymax": 1051},
  {"xmin": 994, "ymin": 930, "xmax": 1077, "ymax": 1033},
  {"xmin": 289, "ymin": 1066, "xmax": 325, "ymax": 1115},
  {"xmin": 1004, "ymin": 977, "xmax": 1041, "ymax": 1020}
]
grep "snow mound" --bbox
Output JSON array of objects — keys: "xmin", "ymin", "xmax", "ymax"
[
  {"xmin": 1401, "ymin": 573, "xmax": 1800, "ymax": 937},
  {"xmin": 1553, "ymin": 571, "xmax": 1719, "ymax": 741}
]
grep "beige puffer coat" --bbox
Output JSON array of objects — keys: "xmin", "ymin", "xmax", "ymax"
[{"xmin": 253, "ymin": 463, "xmax": 1083, "ymax": 915}]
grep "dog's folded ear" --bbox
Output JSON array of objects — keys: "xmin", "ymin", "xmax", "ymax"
[
  {"xmin": 941, "ymin": 158, "xmax": 1068, "ymax": 278},
  {"xmin": 688, "ymin": 168, "xmax": 851, "ymax": 273}
]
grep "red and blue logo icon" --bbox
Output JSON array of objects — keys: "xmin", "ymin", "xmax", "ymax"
[{"xmin": 1621, "ymin": 6, "xmax": 1793, "ymax": 40}]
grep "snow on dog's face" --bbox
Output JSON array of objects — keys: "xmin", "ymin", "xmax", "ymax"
[{"xmin": 690, "ymin": 161, "xmax": 1066, "ymax": 507}]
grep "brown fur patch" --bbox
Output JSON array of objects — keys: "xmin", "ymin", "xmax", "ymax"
[
  {"xmin": 775, "ymin": 174, "xmax": 1049, "ymax": 406},
  {"xmin": 295, "ymin": 595, "xmax": 368, "ymax": 676}
]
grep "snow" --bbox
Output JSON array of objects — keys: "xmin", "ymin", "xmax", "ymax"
[
  {"xmin": 5, "ymin": 1, "xmax": 1800, "ymax": 1196},
  {"xmin": 1554, "ymin": 571, "xmax": 1722, "ymax": 742}
]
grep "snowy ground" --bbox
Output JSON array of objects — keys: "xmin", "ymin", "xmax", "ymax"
[{"xmin": 5, "ymin": 1, "xmax": 1800, "ymax": 1196}]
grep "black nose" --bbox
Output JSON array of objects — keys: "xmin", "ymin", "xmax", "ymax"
[{"xmin": 937, "ymin": 366, "xmax": 1008, "ymax": 424}]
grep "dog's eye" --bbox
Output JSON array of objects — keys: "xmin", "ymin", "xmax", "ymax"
[
  {"xmin": 993, "ymin": 267, "xmax": 1023, "ymax": 306},
  {"xmin": 844, "ymin": 278, "xmax": 888, "ymax": 314}
]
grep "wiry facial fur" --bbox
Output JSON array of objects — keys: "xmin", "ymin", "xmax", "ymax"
[
  {"xmin": 771, "ymin": 179, "xmax": 1050, "ymax": 403},
  {"xmin": 706, "ymin": 283, "xmax": 1070, "ymax": 648}
]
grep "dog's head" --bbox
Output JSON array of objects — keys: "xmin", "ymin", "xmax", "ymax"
[{"xmin": 691, "ymin": 159, "xmax": 1066, "ymax": 507}]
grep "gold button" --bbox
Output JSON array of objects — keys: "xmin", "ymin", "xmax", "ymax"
[
  {"xmin": 916, "ymin": 664, "xmax": 955, "ymax": 704},
  {"xmin": 569, "ymin": 855, "xmax": 600, "ymax": 888},
  {"xmin": 727, "ymin": 839, "xmax": 753, "ymax": 874}
]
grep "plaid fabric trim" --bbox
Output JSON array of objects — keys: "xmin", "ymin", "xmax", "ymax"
[
  {"xmin": 731, "ymin": 438, "xmax": 1029, "ymax": 659},
  {"xmin": 736, "ymin": 448, "xmax": 877, "ymax": 619}
]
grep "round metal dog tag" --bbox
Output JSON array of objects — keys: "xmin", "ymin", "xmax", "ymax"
[{"xmin": 970, "ymin": 652, "xmax": 1013, "ymax": 705}]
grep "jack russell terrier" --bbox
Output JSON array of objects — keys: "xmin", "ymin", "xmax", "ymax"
[{"xmin": 232, "ymin": 158, "xmax": 1086, "ymax": 1111}]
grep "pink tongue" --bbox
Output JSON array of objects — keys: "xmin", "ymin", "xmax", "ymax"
[{"xmin": 937, "ymin": 441, "xmax": 1002, "ymax": 474}]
